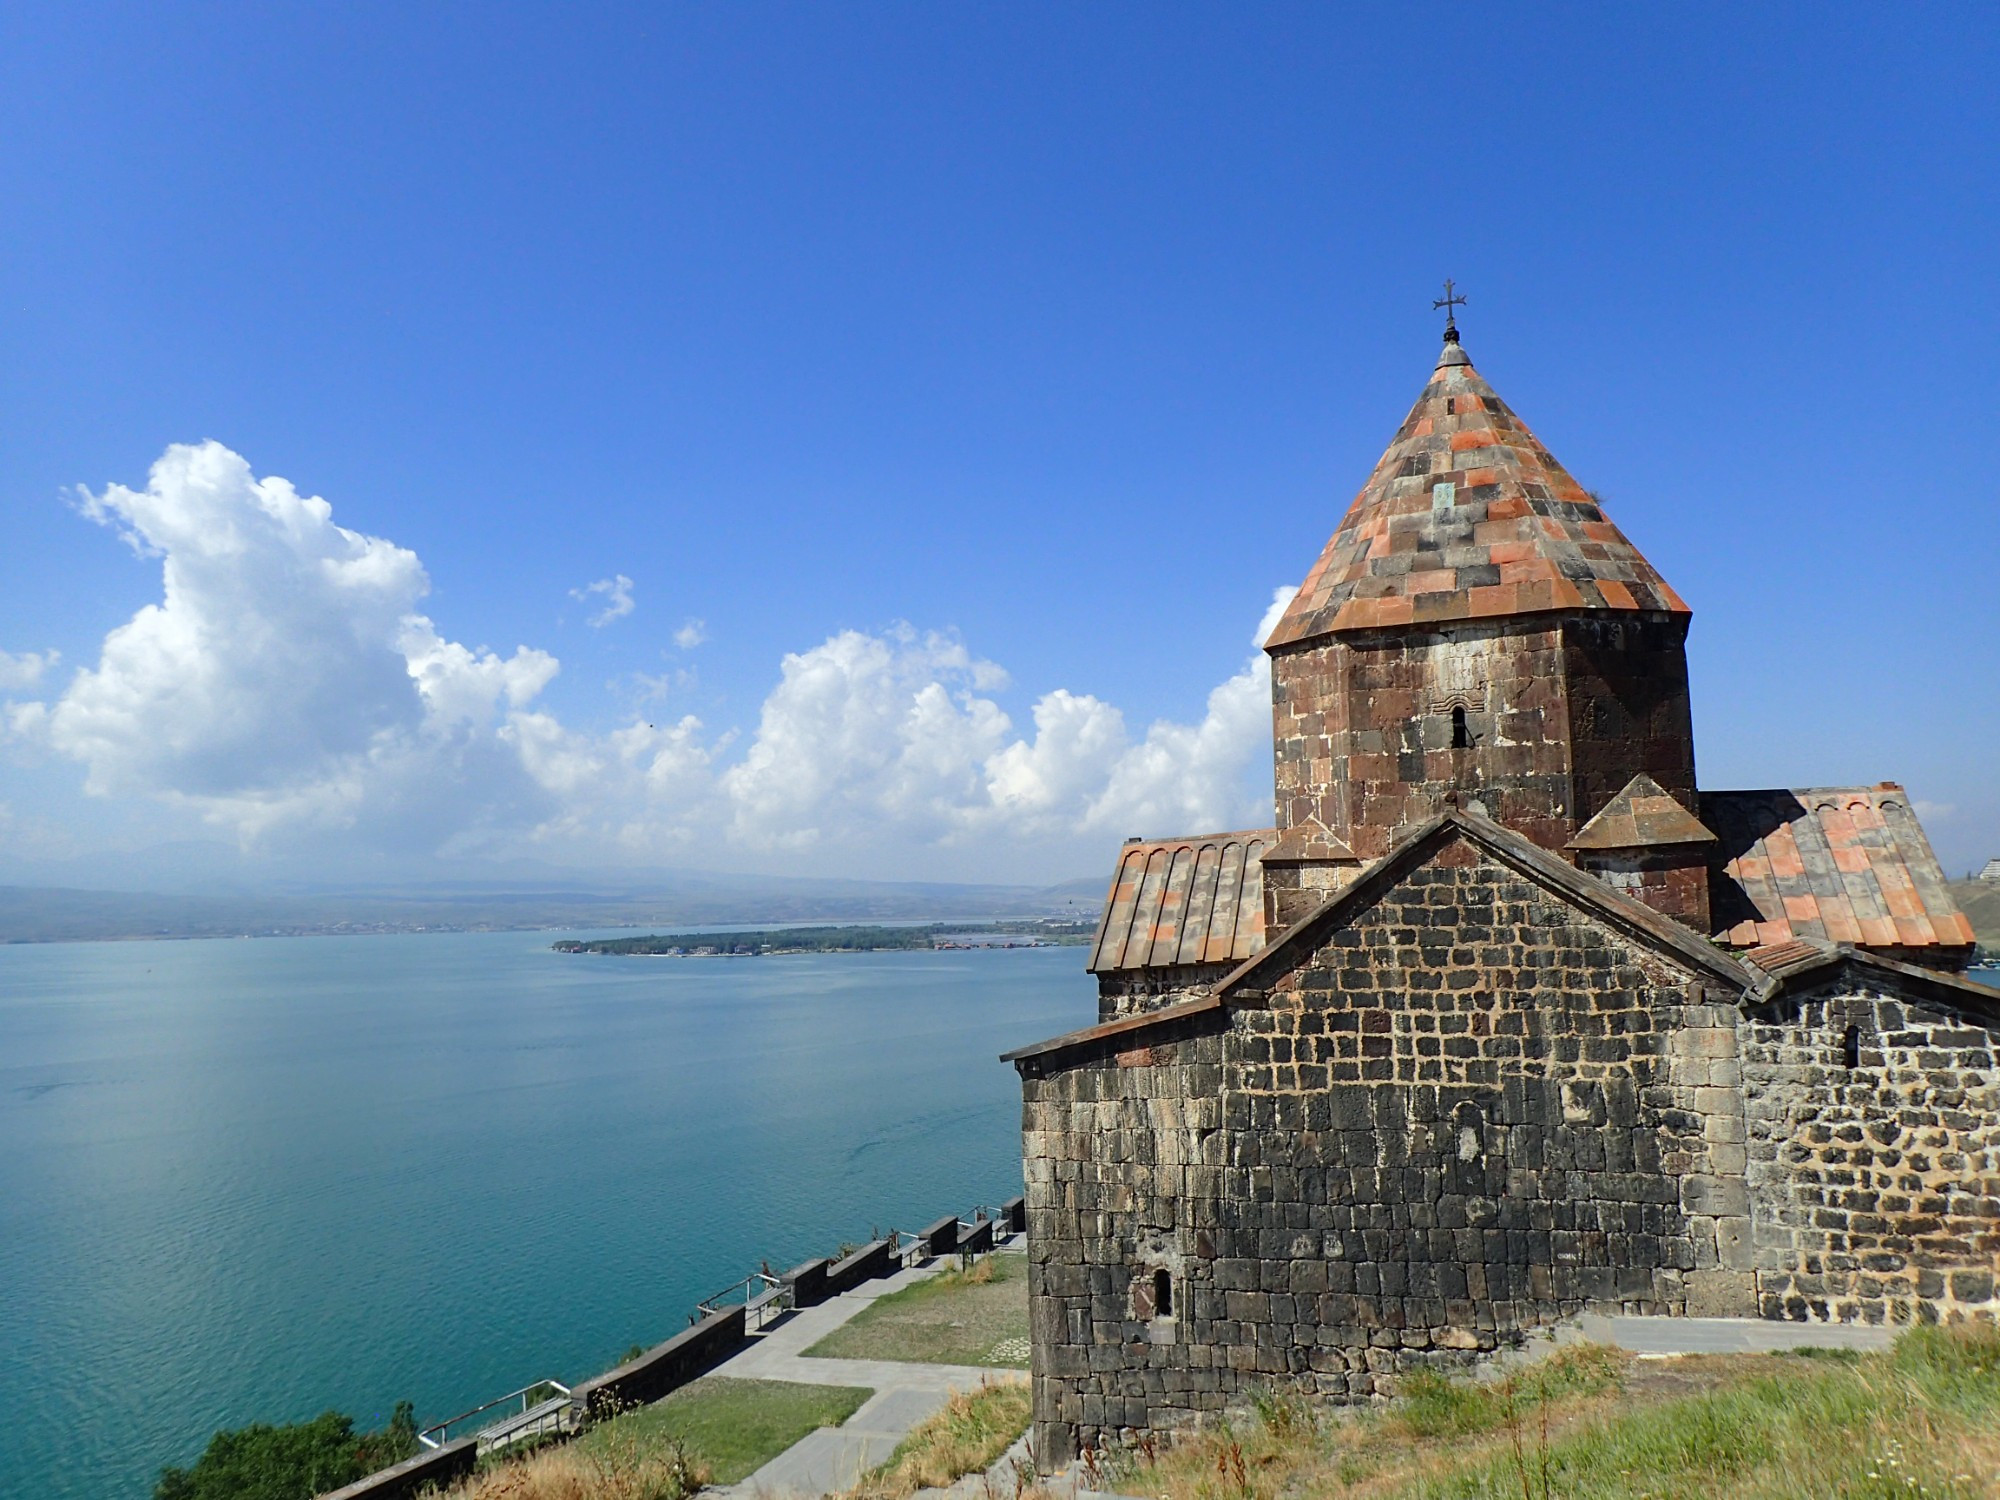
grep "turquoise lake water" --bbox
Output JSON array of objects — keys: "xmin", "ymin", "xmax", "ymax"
[{"xmin": 0, "ymin": 932, "xmax": 1095, "ymax": 1500}]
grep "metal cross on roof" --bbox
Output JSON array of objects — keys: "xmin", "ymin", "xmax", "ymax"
[{"xmin": 1432, "ymin": 278, "xmax": 1467, "ymax": 343}]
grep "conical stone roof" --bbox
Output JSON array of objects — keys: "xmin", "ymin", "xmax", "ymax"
[{"xmin": 1266, "ymin": 339, "xmax": 1688, "ymax": 648}]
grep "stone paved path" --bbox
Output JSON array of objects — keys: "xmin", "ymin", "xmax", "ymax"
[
  {"xmin": 1560, "ymin": 1313, "xmax": 1896, "ymax": 1356},
  {"xmin": 709, "ymin": 1241, "xmax": 1027, "ymax": 1500}
]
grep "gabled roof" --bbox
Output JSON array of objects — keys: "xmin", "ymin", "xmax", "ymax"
[
  {"xmin": 1086, "ymin": 829, "xmax": 1272, "ymax": 975},
  {"xmin": 1266, "ymin": 339, "xmax": 1688, "ymax": 648},
  {"xmin": 1704, "ymin": 785, "xmax": 1976, "ymax": 954},
  {"xmin": 1008, "ymin": 809, "xmax": 1757, "ymax": 1071},
  {"xmin": 1567, "ymin": 773, "xmax": 1716, "ymax": 850},
  {"xmin": 1742, "ymin": 938, "xmax": 2000, "ymax": 1026},
  {"xmin": 1216, "ymin": 806, "xmax": 1754, "ymax": 999}
]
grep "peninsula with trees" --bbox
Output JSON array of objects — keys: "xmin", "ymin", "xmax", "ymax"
[{"xmin": 552, "ymin": 920, "xmax": 1094, "ymax": 956}]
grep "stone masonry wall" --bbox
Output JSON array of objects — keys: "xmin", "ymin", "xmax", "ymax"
[
  {"xmin": 1021, "ymin": 834, "xmax": 1749, "ymax": 1463},
  {"xmin": 1558, "ymin": 615, "xmax": 1699, "ymax": 832},
  {"xmin": 1575, "ymin": 849, "xmax": 1711, "ymax": 933},
  {"xmin": 1267, "ymin": 613, "xmax": 1697, "ymax": 874},
  {"xmin": 1097, "ymin": 964, "xmax": 1240, "ymax": 1024},
  {"xmin": 1742, "ymin": 977, "xmax": 2000, "ymax": 1323},
  {"xmin": 1021, "ymin": 1027, "xmax": 1226, "ymax": 1466},
  {"xmin": 1270, "ymin": 621, "xmax": 1572, "ymax": 862}
]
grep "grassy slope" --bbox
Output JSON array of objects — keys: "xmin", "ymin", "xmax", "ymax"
[
  {"xmin": 805, "ymin": 1254, "xmax": 1031, "ymax": 1369},
  {"xmin": 573, "ymin": 1375, "xmax": 870, "ymax": 1485},
  {"xmin": 842, "ymin": 1383, "xmax": 1033, "ymax": 1500},
  {"xmin": 1110, "ymin": 1328, "xmax": 2000, "ymax": 1500}
]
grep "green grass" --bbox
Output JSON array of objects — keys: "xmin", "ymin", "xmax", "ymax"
[
  {"xmin": 573, "ymin": 1376, "xmax": 870, "ymax": 1485},
  {"xmin": 804, "ymin": 1253, "xmax": 1030, "ymax": 1369},
  {"xmin": 1393, "ymin": 1342, "xmax": 1625, "ymax": 1439},
  {"xmin": 1111, "ymin": 1326, "xmax": 2000, "ymax": 1500},
  {"xmin": 1403, "ymin": 1329, "xmax": 2000, "ymax": 1498}
]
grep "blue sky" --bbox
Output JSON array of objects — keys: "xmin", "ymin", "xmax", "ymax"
[{"xmin": 1, "ymin": 2, "xmax": 1995, "ymax": 887}]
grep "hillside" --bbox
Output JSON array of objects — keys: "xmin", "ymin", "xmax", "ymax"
[{"xmin": 1951, "ymin": 877, "xmax": 2000, "ymax": 954}]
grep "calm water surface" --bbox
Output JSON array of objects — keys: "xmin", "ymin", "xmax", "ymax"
[{"xmin": 0, "ymin": 933, "xmax": 1094, "ymax": 1500}]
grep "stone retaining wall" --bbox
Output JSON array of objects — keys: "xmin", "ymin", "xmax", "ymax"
[
  {"xmin": 318, "ymin": 1438, "xmax": 477, "ymax": 1500},
  {"xmin": 572, "ymin": 1307, "xmax": 748, "ymax": 1419},
  {"xmin": 318, "ymin": 1198, "xmax": 1017, "ymax": 1499},
  {"xmin": 826, "ymin": 1237, "xmax": 896, "ymax": 1294}
]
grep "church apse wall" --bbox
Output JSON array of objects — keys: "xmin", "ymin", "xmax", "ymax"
[
  {"xmin": 1018, "ymin": 831, "xmax": 1752, "ymax": 1463},
  {"xmin": 1020, "ymin": 1027, "xmax": 1228, "ymax": 1461}
]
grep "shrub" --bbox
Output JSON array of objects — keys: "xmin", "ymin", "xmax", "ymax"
[
  {"xmin": 154, "ymin": 1411, "xmax": 364, "ymax": 1500},
  {"xmin": 155, "ymin": 1402, "xmax": 420, "ymax": 1500}
]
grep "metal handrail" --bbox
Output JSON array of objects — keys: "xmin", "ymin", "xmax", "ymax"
[
  {"xmin": 417, "ymin": 1379, "xmax": 572, "ymax": 1450},
  {"xmin": 692, "ymin": 1270, "xmax": 793, "ymax": 1330},
  {"xmin": 405, "ymin": 1200, "xmax": 1012, "ymax": 1462}
]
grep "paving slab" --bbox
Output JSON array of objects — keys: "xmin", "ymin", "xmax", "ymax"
[
  {"xmin": 745, "ymin": 1424, "xmax": 905, "ymax": 1497},
  {"xmin": 1570, "ymin": 1314, "xmax": 1896, "ymax": 1355}
]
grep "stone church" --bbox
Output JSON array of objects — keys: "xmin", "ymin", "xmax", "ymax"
[{"xmin": 1004, "ymin": 322, "xmax": 1998, "ymax": 1462}]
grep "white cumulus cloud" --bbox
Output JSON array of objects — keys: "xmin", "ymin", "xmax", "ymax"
[
  {"xmin": 977, "ymin": 585, "xmax": 1293, "ymax": 842},
  {"xmin": 25, "ymin": 442, "xmax": 559, "ymax": 842},
  {"xmin": 572, "ymin": 574, "xmax": 635, "ymax": 627},
  {"xmin": 29, "ymin": 442, "xmax": 1292, "ymax": 877},
  {"xmin": 714, "ymin": 589, "xmax": 1294, "ymax": 859},
  {"xmin": 673, "ymin": 618, "xmax": 708, "ymax": 649},
  {"xmin": 720, "ymin": 627, "xmax": 1013, "ymax": 850},
  {"xmin": 0, "ymin": 649, "xmax": 58, "ymax": 691}
]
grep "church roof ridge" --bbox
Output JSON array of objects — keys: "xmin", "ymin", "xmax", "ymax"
[
  {"xmin": 1266, "ymin": 341, "xmax": 1688, "ymax": 648},
  {"xmin": 1002, "ymin": 807, "xmax": 1765, "ymax": 1072},
  {"xmin": 1743, "ymin": 939, "xmax": 2000, "ymax": 1022},
  {"xmin": 1216, "ymin": 806, "xmax": 1757, "ymax": 998}
]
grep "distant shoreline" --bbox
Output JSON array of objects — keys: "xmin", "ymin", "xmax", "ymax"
[
  {"xmin": 554, "ymin": 921, "xmax": 1095, "ymax": 957},
  {"xmin": 0, "ymin": 879, "xmax": 1099, "ymax": 945}
]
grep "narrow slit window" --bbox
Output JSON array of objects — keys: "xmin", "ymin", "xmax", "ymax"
[
  {"xmin": 1152, "ymin": 1268, "xmax": 1173, "ymax": 1319},
  {"xmin": 1451, "ymin": 705, "xmax": 1471, "ymax": 749},
  {"xmin": 1841, "ymin": 1024, "xmax": 1861, "ymax": 1070}
]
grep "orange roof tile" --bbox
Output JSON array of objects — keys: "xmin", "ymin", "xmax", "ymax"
[
  {"xmin": 1087, "ymin": 829, "xmax": 1273, "ymax": 974},
  {"xmin": 1705, "ymin": 785, "xmax": 1974, "ymax": 958},
  {"xmin": 1267, "ymin": 338, "xmax": 1687, "ymax": 648}
]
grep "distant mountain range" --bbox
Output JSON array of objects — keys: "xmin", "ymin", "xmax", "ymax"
[{"xmin": 0, "ymin": 870, "xmax": 1106, "ymax": 944}]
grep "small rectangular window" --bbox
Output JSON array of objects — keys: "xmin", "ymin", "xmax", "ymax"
[
  {"xmin": 1432, "ymin": 481, "xmax": 1456, "ymax": 513},
  {"xmin": 1153, "ymin": 1268, "xmax": 1173, "ymax": 1318}
]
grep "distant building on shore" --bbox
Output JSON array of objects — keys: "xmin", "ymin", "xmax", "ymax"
[
  {"xmin": 1981, "ymin": 858, "xmax": 2000, "ymax": 881},
  {"xmin": 1004, "ymin": 318, "xmax": 1996, "ymax": 1464}
]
